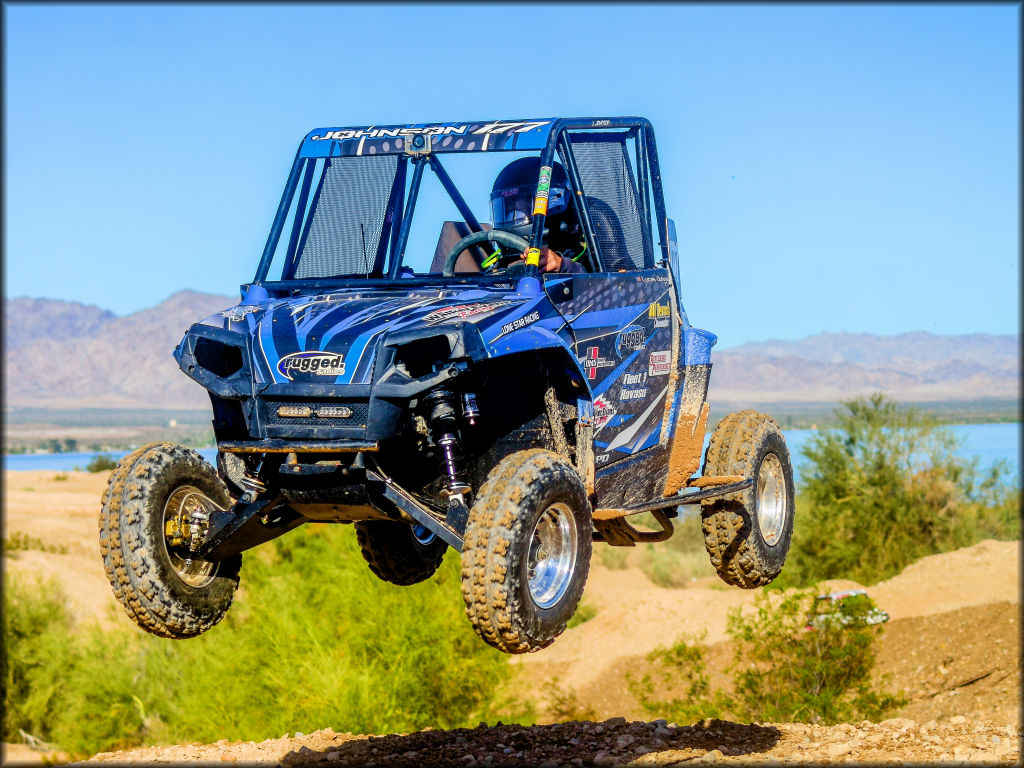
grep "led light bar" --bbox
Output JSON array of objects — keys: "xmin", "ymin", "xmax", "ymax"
[
  {"xmin": 315, "ymin": 406, "xmax": 354, "ymax": 419},
  {"xmin": 277, "ymin": 405, "xmax": 313, "ymax": 418}
]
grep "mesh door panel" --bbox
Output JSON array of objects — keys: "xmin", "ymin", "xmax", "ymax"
[{"xmin": 567, "ymin": 134, "xmax": 653, "ymax": 271}]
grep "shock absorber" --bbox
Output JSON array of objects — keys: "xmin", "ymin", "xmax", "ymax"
[{"xmin": 422, "ymin": 389, "xmax": 471, "ymax": 500}]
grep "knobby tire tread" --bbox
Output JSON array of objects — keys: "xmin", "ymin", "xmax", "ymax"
[
  {"xmin": 355, "ymin": 521, "xmax": 446, "ymax": 586},
  {"xmin": 460, "ymin": 449, "xmax": 591, "ymax": 654},
  {"xmin": 98, "ymin": 442, "xmax": 239, "ymax": 638},
  {"xmin": 700, "ymin": 410, "xmax": 789, "ymax": 588}
]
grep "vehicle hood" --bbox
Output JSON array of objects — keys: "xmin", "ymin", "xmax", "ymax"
[{"xmin": 197, "ymin": 286, "xmax": 545, "ymax": 385}]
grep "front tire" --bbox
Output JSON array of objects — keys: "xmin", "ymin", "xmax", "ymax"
[
  {"xmin": 355, "ymin": 520, "xmax": 447, "ymax": 586},
  {"xmin": 460, "ymin": 449, "xmax": 592, "ymax": 653},
  {"xmin": 700, "ymin": 411, "xmax": 795, "ymax": 588},
  {"xmin": 98, "ymin": 442, "xmax": 241, "ymax": 638}
]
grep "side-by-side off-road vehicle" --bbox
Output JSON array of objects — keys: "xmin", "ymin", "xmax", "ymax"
[{"xmin": 100, "ymin": 116, "xmax": 795, "ymax": 653}]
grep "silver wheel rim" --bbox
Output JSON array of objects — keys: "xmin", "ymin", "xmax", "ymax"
[
  {"xmin": 756, "ymin": 453, "xmax": 787, "ymax": 547},
  {"xmin": 161, "ymin": 485, "xmax": 220, "ymax": 588},
  {"xmin": 527, "ymin": 502, "xmax": 578, "ymax": 609}
]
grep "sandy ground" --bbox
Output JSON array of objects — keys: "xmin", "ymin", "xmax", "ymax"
[{"xmin": 2, "ymin": 470, "xmax": 1020, "ymax": 766}]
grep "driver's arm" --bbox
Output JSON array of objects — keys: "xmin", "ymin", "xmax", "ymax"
[{"xmin": 528, "ymin": 247, "xmax": 585, "ymax": 274}]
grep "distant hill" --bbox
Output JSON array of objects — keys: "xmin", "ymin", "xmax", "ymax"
[
  {"xmin": 4, "ymin": 291, "xmax": 235, "ymax": 410},
  {"xmin": 2, "ymin": 293, "xmax": 1018, "ymax": 411},
  {"xmin": 4, "ymin": 297, "xmax": 117, "ymax": 351},
  {"xmin": 711, "ymin": 331, "xmax": 1019, "ymax": 404}
]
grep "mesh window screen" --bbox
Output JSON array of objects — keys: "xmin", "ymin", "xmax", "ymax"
[
  {"xmin": 567, "ymin": 133, "xmax": 653, "ymax": 271},
  {"xmin": 293, "ymin": 155, "xmax": 400, "ymax": 279}
]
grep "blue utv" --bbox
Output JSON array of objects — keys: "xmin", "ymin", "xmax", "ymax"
[{"xmin": 99, "ymin": 117, "xmax": 795, "ymax": 653}]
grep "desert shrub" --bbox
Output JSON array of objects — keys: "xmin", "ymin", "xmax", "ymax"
[
  {"xmin": 785, "ymin": 394, "xmax": 1019, "ymax": 586},
  {"xmin": 2, "ymin": 525, "xmax": 509, "ymax": 756},
  {"xmin": 630, "ymin": 589, "xmax": 903, "ymax": 725},
  {"xmin": 598, "ymin": 545, "xmax": 630, "ymax": 570},
  {"xmin": 2, "ymin": 576, "xmax": 79, "ymax": 747},
  {"xmin": 627, "ymin": 512, "xmax": 716, "ymax": 587},
  {"xmin": 628, "ymin": 632, "xmax": 728, "ymax": 724},
  {"xmin": 541, "ymin": 678, "xmax": 597, "ymax": 721},
  {"xmin": 2, "ymin": 531, "xmax": 68, "ymax": 555},
  {"xmin": 85, "ymin": 453, "xmax": 117, "ymax": 472},
  {"xmin": 727, "ymin": 589, "xmax": 904, "ymax": 723},
  {"xmin": 567, "ymin": 600, "xmax": 597, "ymax": 628}
]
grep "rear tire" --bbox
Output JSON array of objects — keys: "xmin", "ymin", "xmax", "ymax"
[
  {"xmin": 460, "ymin": 449, "xmax": 592, "ymax": 653},
  {"xmin": 98, "ymin": 442, "xmax": 241, "ymax": 638},
  {"xmin": 355, "ymin": 520, "xmax": 447, "ymax": 586},
  {"xmin": 700, "ymin": 411, "xmax": 795, "ymax": 588}
]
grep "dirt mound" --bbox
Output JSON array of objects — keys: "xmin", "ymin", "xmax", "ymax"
[
  {"xmin": 876, "ymin": 602, "xmax": 1019, "ymax": 724},
  {"xmin": 70, "ymin": 717, "xmax": 1019, "ymax": 765}
]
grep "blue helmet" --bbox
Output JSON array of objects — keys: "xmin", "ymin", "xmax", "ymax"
[{"xmin": 489, "ymin": 157, "xmax": 571, "ymax": 234}]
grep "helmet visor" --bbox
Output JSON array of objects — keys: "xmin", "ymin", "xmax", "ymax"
[
  {"xmin": 490, "ymin": 186, "xmax": 534, "ymax": 228},
  {"xmin": 490, "ymin": 184, "xmax": 570, "ymax": 228}
]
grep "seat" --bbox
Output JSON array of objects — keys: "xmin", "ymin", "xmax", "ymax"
[{"xmin": 427, "ymin": 221, "xmax": 493, "ymax": 274}]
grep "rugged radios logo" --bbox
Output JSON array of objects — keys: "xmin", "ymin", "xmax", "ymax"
[{"xmin": 277, "ymin": 351, "xmax": 345, "ymax": 380}]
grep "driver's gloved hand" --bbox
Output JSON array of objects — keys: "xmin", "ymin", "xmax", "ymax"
[{"xmin": 506, "ymin": 262, "xmax": 532, "ymax": 277}]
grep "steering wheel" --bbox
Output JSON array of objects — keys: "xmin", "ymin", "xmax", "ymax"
[{"xmin": 442, "ymin": 229, "xmax": 530, "ymax": 277}]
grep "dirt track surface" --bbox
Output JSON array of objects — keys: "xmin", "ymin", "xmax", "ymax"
[
  {"xmin": 2, "ymin": 471, "xmax": 1020, "ymax": 766},
  {"xmin": 69, "ymin": 717, "xmax": 1020, "ymax": 765}
]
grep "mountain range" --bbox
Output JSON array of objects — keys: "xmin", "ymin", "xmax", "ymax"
[{"xmin": 3, "ymin": 291, "xmax": 1018, "ymax": 411}]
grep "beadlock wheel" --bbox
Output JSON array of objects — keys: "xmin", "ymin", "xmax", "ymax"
[
  {"xmin": 527, "ymin": 502, "xmax": 579, "ymax": 609},
  {"xmin": 161, "ymin": 485, "xmax": 222, "ymax": 588}
]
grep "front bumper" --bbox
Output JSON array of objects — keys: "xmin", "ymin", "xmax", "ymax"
[{"xmin": 175, "ymin": 321, "xmax": 487, "ymax": 443}]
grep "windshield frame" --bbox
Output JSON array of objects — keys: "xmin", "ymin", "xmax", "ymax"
[{"xmin": 253, "ymin": 117, "xmax": 669, "ymax": 288}]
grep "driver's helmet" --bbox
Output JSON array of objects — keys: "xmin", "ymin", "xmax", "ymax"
[{"xmin": 489, "ymin": 157, "xmax": 571, "ymax": 236}]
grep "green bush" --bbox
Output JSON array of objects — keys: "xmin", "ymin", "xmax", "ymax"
[
  {"xmin": 2, "ymin": 576, "xmax": 79, "ymax": 747},
  {"xmin": 2, "ymin": 531, "xmax": 69, "ymax": 555},
  {"xmin": 637, "ymin": 513, "xmax": 717, "ymax": 587},
  {"xmin": 85, "ymin": 453, "xmax": 118, "ymax": 473},
  {"xmin": 630, "ymin": 588, "xmax": 904, "ymax": 725},
  {"xmin": 3, "ymin": 525, "xmax": 509, "ymax": 756},
  {"xmin": 567, "ymin": 600, "xmax": 597, "ymax": 628},
  {"xmin": 784, "ymin": 394, "xmax": 1019, "ymax": 586},
  {"xmin": 726, "ymin": 589, "xmax": 904, "ymax": 723},
  {"xmin": 628, "ymin": 632, "xmax": 729, "ymax": 724}
]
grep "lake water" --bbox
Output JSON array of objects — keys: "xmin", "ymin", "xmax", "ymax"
[
  {"xmin": 778, "ymin": 421, "xmax": 1019, "ymax": 483},
  {"xmin": 3, "ymin": 423, "xmax": 1018, "ymax": 483}
]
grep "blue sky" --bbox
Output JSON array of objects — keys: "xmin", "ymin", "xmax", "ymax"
[{"xmin": 3, "ymin": 3, "xmax": 1019, "ymax": 347}]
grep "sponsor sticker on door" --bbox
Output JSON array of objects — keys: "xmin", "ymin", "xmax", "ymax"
[{"xmin": 648, "ymin": 350, "xmax": 671, "ymax": 377}]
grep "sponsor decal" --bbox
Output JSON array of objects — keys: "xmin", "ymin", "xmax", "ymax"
[
  {"xmin": 623, "ymin": 372, "xmax": 647, "ymax": 386},
  {"xmin": 620, "ymin": 387, "xmax": 649, "ymax": 401},
  {"xmin": 533, "ymin": 165, "xmax": 552, "ymax": 216},
  {"xmin": 636, "ymin": 275, "xmax": 669, "ymax": 283},
  {"xmin": 498, "ymin": 310, "xmax": 540, "ymax": 336},
  {"xmin": 593, "ymin": 394, "xmax": 616, "ymax": 433},
  {"xmin": 581, "ymin": 346, "xmax": 616, "ymax": 380},
  {"xmin": 277, "ymin": 351, "xmax": 345, "ymax": 380},
  {"xmin": 221, "ymin": 305, "xmax": 260, "ymax": 322},
  {"xmin": 311, "ymin": 125, "xmax": 468, "ymax": 142},
  {"xmin": 310, "ymin": 121, "xmax": 550, "ymax": 143},
  {"xmin": 422, "ymin": 301, "xmax": 514, "ymax": 325},
  {"xmin": 525, "ymin": 248, "xmax": 541, "ymax": 267},
  {"xmin": 595, "ymin": 452, "xmax": 611, "ymax": 465},
  {"xmin": 471, "ymin": 120, "xmax": 550, "ymax": 136},
  {"xmin": 615, "ymin": 325, "xmax": 646, "ymax": 358},
  {"xmin": 648, "ymin": 301, "xmax": 671, "ymax": 328},
  {"xmin": 648, "ymin": 350, "xmax": 671, "ymax": 377}
]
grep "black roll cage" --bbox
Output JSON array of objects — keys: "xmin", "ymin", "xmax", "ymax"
[{"xmin": 253, "ymin": 117, "xmax": 669, "ymax": 291}]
